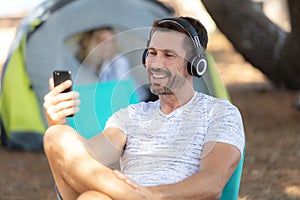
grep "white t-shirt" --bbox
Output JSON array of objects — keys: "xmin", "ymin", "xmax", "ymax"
[{"xmin": 105, "ymin": 92, "xmax": 245, "ymax": 186}]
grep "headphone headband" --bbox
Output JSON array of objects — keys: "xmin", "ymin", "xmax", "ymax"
[{"xmin": 157, "ymin": 17, "xmax": 204, "ymax": 55}]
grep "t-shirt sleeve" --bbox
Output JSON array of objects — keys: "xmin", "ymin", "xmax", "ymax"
[
  {"xmin": 104, "ymin": 108, "xmax": 128, "ymax": 134},
  {"xmin": 205, "ymin": 99, "xmax": 245, "ymax": 154}
]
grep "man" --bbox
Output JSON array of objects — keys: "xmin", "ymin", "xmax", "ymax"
[{"xmin": 43, "ymin": 16, "xmax": 245, "ymax": 200}]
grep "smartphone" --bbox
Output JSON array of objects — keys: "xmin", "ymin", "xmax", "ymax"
[
  {"xmin": 53, "ymin": 70, "xmax": 74, "ymax": 117},
  {"xmin": 53, "ymin": 70, "xmax": 72, "ymax": 93}
]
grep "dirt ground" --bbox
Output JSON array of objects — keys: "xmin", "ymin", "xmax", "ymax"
[{"xmin": 1, "ymin": 15, "xmax": 300, "ymax": 200}]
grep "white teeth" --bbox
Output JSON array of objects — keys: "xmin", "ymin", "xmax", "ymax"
[{"xmin": 152, "ymin": 74, "xmax": 166, "ymax": 79}]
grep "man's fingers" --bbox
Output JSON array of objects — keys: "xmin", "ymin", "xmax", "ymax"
[
  {"xmin": 55, "ymin": 91, "xmax": 80, "ymax": 103},
  {"xmin": 113, "ymin": 170, "xmax": 127, "ymax": 180},
  {"xmin": 45, "ymin": 91, "xmax": 79, "ymax": 106},
  {"xmin": 49, "ymin": 77, "xmax": 54, "ymax": 90},
  {"xmin": 50, "ymin": 79, "xmax": 73, "ymax": 95},
  {"xmin": 47, "ymin": 99, "xmax": 80, "ymax": 113},
  {"xmin": 113, "ymin": 170, "xmax": 140, "ymax": 190},
  {"xmin": 44, "ymin": 89, "xmax": 80, "ymax": 124},
  {"xmin": 48, "ymin": 107, "xmax": 79, "ymax": 122}
]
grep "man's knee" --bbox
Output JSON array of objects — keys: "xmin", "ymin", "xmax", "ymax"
[
  {"xmin": 44, "ymin": 125, "xmax": 77, "ymax": 156},
  {"xmin": 77, "ymin": 190, "xmax": 112, "ymax": 200}
]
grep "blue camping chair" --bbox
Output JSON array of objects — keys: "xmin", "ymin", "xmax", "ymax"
[
  {"xmin": 67, "ymin": 79, "xmax": 140, "ymax": 139},
  {"xmin": 220, "ymin": 151, "xmax": 245, "ymax": 200},
  {"xmin": 68, "ymin": 76, "xmax": 244, "ymax": 200}
]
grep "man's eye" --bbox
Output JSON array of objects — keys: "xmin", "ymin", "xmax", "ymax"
[
  {"xmin": 166, "ymin": 53, "xmax": 175, "ymax": 57},
  {"xmin": 148, "ymin": 51, "xmax": 156, "ymax": 56}
]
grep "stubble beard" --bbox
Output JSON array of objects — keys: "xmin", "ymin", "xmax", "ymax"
[
  {"xmin": 150, "ymin": 84, "xmax": 173, "ymax": 95},
  {"xmin": 149, "ymin": 70, "xmax": 187, "ymax": 96}
]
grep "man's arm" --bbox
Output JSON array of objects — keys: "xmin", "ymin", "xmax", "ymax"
[
  {"xmin": 149, "ymin": 142, "xmax": 241, "ymax": 200},
  {"xmin": 114, "ymin": 142, "xmax": 241, "ymax": 200}
]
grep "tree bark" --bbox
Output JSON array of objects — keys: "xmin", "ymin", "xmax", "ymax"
[{"xmin": 202, "ymin": 0, "xmax": 300, "ymax": 89}]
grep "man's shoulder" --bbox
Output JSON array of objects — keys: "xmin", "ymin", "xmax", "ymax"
[
  {"xmin": 194, "ymin": 91, "xmax": 229, "ymax": 104},
  {"xmin": 194, "ymin": 92, "xmax": 237, "ymax": 112}
]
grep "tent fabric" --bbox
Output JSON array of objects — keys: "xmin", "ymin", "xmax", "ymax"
[{"xmin": 0, "ymin": 36, "xmax": 45, "ymax": 150}]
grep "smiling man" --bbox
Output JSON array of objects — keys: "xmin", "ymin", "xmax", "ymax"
[{"xmin": 43, "ymin": 16, "xmax": 245, "ymax": 200}]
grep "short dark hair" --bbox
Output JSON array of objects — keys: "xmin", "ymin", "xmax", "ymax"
[{"xmin": 150, "ymin": 16, "xmax": 208, "ymax": 50}]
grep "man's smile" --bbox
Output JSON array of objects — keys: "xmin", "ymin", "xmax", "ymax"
[
  {"xmin": 152, "ymin": 72, "xmax": 167, "ymax": 79},
  {"xmin": 149, "ymin": 70, "xmax": 169, "ymax": 85}
]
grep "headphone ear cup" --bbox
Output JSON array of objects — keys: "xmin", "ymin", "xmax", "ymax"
[
  {"xmin": 142, "ymin": 49, "xmax": 148, "ymax": 67},
  {"xmin": 188, "ymin": 54, "xmax": 207, "ymax": 78}
]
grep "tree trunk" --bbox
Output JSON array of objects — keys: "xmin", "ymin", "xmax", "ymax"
[{"xmin": 202, "ymin": 0, "xmax": 300, "ymax": 89}]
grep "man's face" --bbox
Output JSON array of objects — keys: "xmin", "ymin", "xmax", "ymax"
[{"xmin": 145, "ymin": 30, "xmax": 191, "ymax": 95}]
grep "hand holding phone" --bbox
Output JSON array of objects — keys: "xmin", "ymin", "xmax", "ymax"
[{"xmin": 52, "ymin": 70, "xmax": 74, "ymax": 117}]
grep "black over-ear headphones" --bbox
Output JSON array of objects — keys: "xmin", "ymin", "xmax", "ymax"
[{"xmin": 142, "ymin": 17, "xmax": 207, "ymax": 78}]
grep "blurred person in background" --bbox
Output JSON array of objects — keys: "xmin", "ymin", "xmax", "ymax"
[{"xmin": 77, "ymin": 26, "xmax": 148, "ymax": 100}]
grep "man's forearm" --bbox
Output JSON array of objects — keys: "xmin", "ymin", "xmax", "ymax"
[
  {"xmin": 148, "ymin": 143, "xmax": 241, "ymax": 200},
  {"xmin": 149, "ymin": 172, "xmax": 222, "ymax": 200}
]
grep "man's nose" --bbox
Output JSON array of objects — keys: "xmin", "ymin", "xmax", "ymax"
[{"xmin": 150, "ymin": 54, "xmax": 165, "ymax": 68}]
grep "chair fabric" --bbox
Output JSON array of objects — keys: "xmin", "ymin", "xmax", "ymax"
[
  {"xmin": 67, "ymin": 79, "xmax": 140, "ymax": 139},
  {"xmin": 220, "ymin": 150, "xmax": 245, "ymax": 200}
]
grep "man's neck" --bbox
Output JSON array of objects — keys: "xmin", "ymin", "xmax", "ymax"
[{"xmin": 159, "ymin": 88, "xmax": 195, "ymax": 115}]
